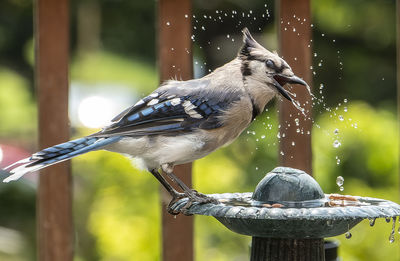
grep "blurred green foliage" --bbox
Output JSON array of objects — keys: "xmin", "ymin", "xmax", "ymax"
[
  {"xmin": 0, "ymin": 0, "xmax": 399, "ymax": 260},
  {"xmin": 0, "ymin": 68, "xmax": 37, "ymax": 138}
]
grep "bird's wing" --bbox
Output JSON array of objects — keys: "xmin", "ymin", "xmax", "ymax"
[{"xmin": 93, "ymin": 79, "xmax": 243, "ymax": 137}]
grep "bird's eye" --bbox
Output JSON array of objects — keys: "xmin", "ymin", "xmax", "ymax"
[{"xmin": 266, "ymin": 59, "xmax": 275, "ymax": 68}]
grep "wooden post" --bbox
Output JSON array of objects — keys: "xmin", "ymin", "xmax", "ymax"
[
  {"xmin": 278, "ymin": 0, "xmax": 313, "ymax": 175},
  {"xmin": 36, "ymin": 0, "xmax": 73, "ymax": 260},
  {"xmin": 158, "ymin": 0, "xmax": 194, "ymax": 261}
]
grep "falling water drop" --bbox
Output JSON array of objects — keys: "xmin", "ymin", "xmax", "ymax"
[
  {"xmin": 369, "ymin": 218, "xmax": 376, "ymax": 227},
  {"xmin": 389, "ymin": 217, "xmax": 396, "ymax": 243},
  {"xmin": 333, "ymin": 140, "xmax": 341, "ymax": 148},
  {"xmin": 336, "ymin": 176, "xmax": 344, "ymax": 188}
]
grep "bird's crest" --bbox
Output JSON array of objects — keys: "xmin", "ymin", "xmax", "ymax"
[{"xmin": 239, "ymin": 28, "xmax": 270, "ymax": 60}]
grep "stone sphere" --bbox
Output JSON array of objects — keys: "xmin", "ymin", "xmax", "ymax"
[{"xmin": 252, "ymin": 167, "xmax": 324, "ymax": 202}]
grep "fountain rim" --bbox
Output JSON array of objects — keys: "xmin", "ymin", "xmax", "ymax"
[{"xmin": 173, "ymin": 192, "xmax": 400, "ymax": 221}]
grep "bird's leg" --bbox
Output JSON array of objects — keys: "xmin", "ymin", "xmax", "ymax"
[
  {"xmin": 161, "ymin": 163, "xmax": 218, "ymax": 208},
  {"xmin": 149, "ymin": 169, "xmax": 185, "ymax": 209}
]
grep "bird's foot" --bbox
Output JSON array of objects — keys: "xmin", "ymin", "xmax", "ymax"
[{"xmin": 167, "ymin": 190, "xmax": 218, "ymax": 215}]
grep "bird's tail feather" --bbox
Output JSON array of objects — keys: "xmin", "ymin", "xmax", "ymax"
[{"xmin": 2, "ymin": 136, "xmax": 122, "ymax": 183}]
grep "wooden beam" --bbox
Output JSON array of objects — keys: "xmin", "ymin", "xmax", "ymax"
[
  {"xmin": 278, "ymin": 0, "xmax": 313, "ymax": 174},
  {"xmin": 158, "ymin": 0, "xmax": 194, "ymax": 261},
  {"xmin": 35, "ymin": 0, "xmax": 73, "ymax": 260}
]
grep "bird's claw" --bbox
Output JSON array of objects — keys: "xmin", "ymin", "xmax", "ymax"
[{"xmin": 167, "ymin": 190, "xmax": 218, "ymax": 215}]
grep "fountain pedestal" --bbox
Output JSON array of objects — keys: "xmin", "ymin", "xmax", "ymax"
[
  {"xmin": 170, "ymin": 167, "xmax": 400, "ymax": 261},
  {"xmin": 249, "ymin": 167, "xmax": 326, "ymax": 261},
  {"xmin": 251, "ymin": 237, "xmax": 324, "ymax": 261}
]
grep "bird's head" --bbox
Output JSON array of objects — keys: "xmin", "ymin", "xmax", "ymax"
[{"xmin": 238, "ymin": 28, "xmax": 307, "ymax": 101}]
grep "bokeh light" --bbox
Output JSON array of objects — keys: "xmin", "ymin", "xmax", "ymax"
[{"xmin": 78, "ymin": 96, "xmax": 113, "ymax": 128}]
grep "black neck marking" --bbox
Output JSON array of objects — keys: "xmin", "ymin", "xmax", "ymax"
[{"xmin": 251, "ymin": 98, "xmax": 261, "ymax": 121}]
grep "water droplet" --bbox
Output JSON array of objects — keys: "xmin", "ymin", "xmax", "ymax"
[
  {"xmin": 336, "ymin": 176, "xmax": 344, "ymax": 187},
  {"xmin": 217, "ymin": 46, "xmax": 220, "ymax": 50},
  {"xmin": 389, "ymin": 217, "xmax": 396, "ymax": 243},
  {"xmin": 336, "ymin": 158, "xmax": 341, "ymax": 165},
  {"xmin": 344, "ymin": 107, "xmax": 348, "ymax": 112},
  {"xmin": 280, "ymin": 151, "xmax": 285, "ymax": 156},
  {"xmin": 334, "ymin": 128, "xmax": 339, "ymax": 135},
  {"xmin": 386, "ymin": 217, "xmax": 391, "ymax": 223},
  {"xmin": 369, "ymin": 218, "xmax": 376, "ymax": 226},
  {"xmin": 261, "ymin": 135, "xmax": 266, "ymax": 139},
  {"xmin": 314, "ymin": 53, "xmax": 317, "ymax": 57},
  {"xmin": 333, "ymin": 140, "xmax": 341, "ymax": 148},
  {"xmin": 292, "ymin": 27, "xmax": 296, "ymax": 32},
  {"xmin": 339, "ymin": 186, "xmax": 344, "ymax": 191},
  {"xmin": 166, "ymin": 22, "xmax": 171, "ymax": 26},
  {"xmin": 345, "ymin": 231, "xmax": 352, "ymax": 239},
  {"xmin": 184, "ymin": 14, "xmax": 189, "ymax": 18},
  {"xmin": 201, "ymin": 26, "xmax": 205, "ymax": 30},
  {"xmin": 277, "ymin": 132, "xmax": 281, "ymax": 139},
  {"xmin": 344, "ymin": 99, "xmax": 348, "ymax": 103},
  {"xmin": 291, "ymin": 141, "xmax": 295, "ymax": 146},
  {"xmin": 339, "ymin": 115, "xmax": 344, "ymax": 121}
]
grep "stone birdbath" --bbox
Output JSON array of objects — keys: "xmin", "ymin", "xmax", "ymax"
[{"xmin": 170, "ymin": 167, "xmax": 400, "ymax": 261}]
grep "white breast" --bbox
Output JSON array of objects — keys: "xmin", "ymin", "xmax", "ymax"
[{"xmin": 103, "ymin": 133, "xmax": 209, "ymax": 170}]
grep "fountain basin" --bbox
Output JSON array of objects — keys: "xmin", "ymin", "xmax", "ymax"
[{"xmin": 170, "ymin": 167, "xmax": 400, "ymax": 238}]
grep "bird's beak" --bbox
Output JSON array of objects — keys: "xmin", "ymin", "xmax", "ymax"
[{"xmin": 272, "ymin": 74, "xmax": 308, "ymax": 102}]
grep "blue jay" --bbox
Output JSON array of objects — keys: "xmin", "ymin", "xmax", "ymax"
[{"xmin": 3, "ymin": 28, "xmax": 307, "ymax": 213}]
